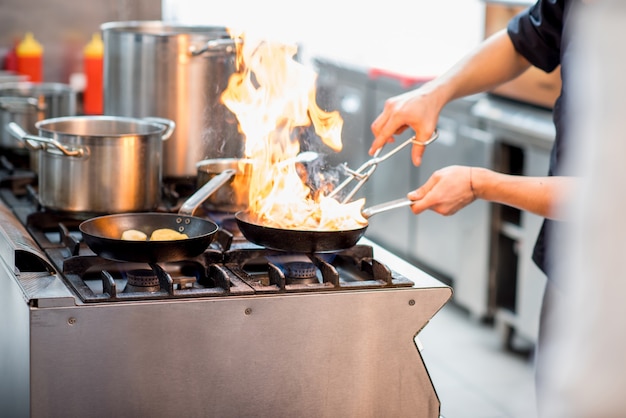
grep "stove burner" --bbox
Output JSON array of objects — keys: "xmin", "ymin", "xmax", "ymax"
[
  {"xmin": 281, "ymin": 261, "xmax": 318, "ymax": 282},
  {"xmin": 124, "ymin": 269, "xmax": 160, "ymax": 293},
  {"xmin": 266, "ymin": 255, "xmax": 320, "ymax": 285}
]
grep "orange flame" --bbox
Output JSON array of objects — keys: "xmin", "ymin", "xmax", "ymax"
[{"xmin": 221, "ymin": 34, "xmax": 367, "ymax": 231}]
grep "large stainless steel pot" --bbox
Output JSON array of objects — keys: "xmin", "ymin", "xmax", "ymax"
[
  {"xmin": 7, "ymin": 115, "xmax": 175, "ymax": 215},
  {"xmin": 102, "ymin": 21, "xmax": 243, "ymax": 179},
  {"xmin": 0, "ymin": 82, "xmax": 77, "ymax": 170}
]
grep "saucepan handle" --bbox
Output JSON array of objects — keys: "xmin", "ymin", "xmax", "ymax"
[
  {"xmin": 143, "ymin": 117, "xmax": 176, "ymax": 141},
  {"xmin": 6, "ymin": 122, "xmax": 86, "ymax": 157}
]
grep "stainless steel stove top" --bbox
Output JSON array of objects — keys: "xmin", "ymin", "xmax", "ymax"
[{"xmin": 0, "ymin": 160, "xmax": 452, "ymax": 418}]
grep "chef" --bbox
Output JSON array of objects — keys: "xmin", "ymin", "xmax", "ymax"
[{"xmin": 368, "ymin": 0, "xmax": 586, "ymax": 415}]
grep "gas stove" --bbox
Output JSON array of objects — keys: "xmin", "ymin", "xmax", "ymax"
[{"xmin": 0, "ymin": 156, "xmax": 451, "ymax": 418}]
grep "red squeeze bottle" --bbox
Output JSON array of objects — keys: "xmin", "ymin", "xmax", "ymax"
[
  {"xmin": 83, "ymin": 32, "xmax": 103, "ymax": 115},
  {"xmin": 16, "ymin": 32, "xmax": 43, "ymax": 82},
  {"xmin": 3, "ymin": 41, "xmax": 19, "ymax": 72}
]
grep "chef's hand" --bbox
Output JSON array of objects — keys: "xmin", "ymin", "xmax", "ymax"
[
  {"xmin": 407, "ymin": 165, "xmax": 477, "ymax": 216},
  {"xmin": 369, "ymin": 86, "xmax": 441, "ymax": 166}
]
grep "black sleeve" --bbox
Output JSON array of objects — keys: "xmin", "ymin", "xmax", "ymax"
[{"xmin": 507, "ymin": 0, "xmax": 565, "ymax": 73}]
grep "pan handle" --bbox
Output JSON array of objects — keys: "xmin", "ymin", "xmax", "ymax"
[
  {"xmin": 361, "ymin": 197, "xmax": 414, "ymax": 219},
  {"xmin": 5, "ymin": 121, "xmax": 40, "ymax": 150},
  {"xmin": 179, "ymin": 169, "xmax": 237, "ymax": 216}
]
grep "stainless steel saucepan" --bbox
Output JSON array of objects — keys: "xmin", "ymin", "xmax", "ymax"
[{"xmin": 8, "ymin": 115, "xmax": 175, "ymax": 215}]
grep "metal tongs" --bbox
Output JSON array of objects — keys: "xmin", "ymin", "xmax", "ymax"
[{"xmin": 328, "ymin": 130, "xmax": 439, "ymax": 203}]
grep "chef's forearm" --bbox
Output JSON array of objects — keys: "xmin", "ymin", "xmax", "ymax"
[{"xmin": 472, "ymin": 167, "xmax": 575, "ymax": 220}]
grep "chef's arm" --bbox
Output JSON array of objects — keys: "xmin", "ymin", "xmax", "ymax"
[
  {"xmin": 470, "ymin": 168, "xmax": 575, "ymax": 220},
  {"xmin": 406, "ymin": 165, "xmax": 576, "ymax": 221},
  {"xmin": 370, "ymin": 29, "xmax": 532, "ymax": 165}
]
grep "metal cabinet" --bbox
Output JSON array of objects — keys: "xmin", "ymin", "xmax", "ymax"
[
  {"xmin": 489, "ymin": 142, "xmax": 550, "ymax": 349},
  {"xmin": 473, "ymin": 96, "xmax": 554, "ymax": 348}
]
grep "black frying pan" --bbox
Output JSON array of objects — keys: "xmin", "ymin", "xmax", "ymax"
[
  {"xmin": 78, "ymin": 170, "xmax": 236, "ymax": 263},
  {"xmin": 235, "ymin": 211, "xmax": 367, "ymax": 253},
  {"xmin": 79, "ymin": 213, "xmax": 219, "ymax": 263},
  {"xmin": 234, "ymin": 197, "xmax": 414, "ymax": 253}
]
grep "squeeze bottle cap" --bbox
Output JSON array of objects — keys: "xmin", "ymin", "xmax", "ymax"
[
  {"xmin": 16, "ymin": 32, "xmax": 43, "ymax": 57},
  {"xmin": 84, "ymin": 33, "xmax": 104, "ymax": 58}
]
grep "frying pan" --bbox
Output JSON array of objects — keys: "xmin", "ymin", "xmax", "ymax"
[
  {"xmin": 79, "ymin": 170, "xmax": 236, "ymax": 263},
  {"xmin": 80, "ymin": 213, "xmax": 219, "ymax": 263},
  {"xmin": 235, "ymin": 197, "xmax": 414, "ymax": 253}
]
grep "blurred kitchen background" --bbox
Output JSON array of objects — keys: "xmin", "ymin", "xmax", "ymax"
[
  {"xmin": 0, "ymin": 1, "xmax": 553, "ymax": 416},
  {"xmin": 0, "ymin": 0, "xmax": 484, "ymax": 83}
]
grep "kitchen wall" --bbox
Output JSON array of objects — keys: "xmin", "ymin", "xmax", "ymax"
[{"xmin": 162, "ymin": 0, "xmax": 485, "ymax": 78}]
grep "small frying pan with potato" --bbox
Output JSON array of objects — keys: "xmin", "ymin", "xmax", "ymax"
[
  {"xmin": 80, "ymin": 213, "xmax": 219, "ymax": 263},
  {"xmin": 79, "ymin": 170, "xmax": 236, "ymax": 263}
]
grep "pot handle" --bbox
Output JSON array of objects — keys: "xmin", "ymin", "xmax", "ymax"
[
  {"xmin": 6, "ymin": 122, "xmax": 86, "ymax": 157},
  {"xmin": 0, "ymin": 96, "xmax": 46, "ymax": 112},
  {"xmin": 189, "ymin": 37, "xmax": 242, "ymax": 56},
  {"xmin": 179, "ymin": 169, "xmax": 237, "ymax": 216},
  {"xmin": 143, "ymin": 117, "xmax": 176, "ymax": 141}
]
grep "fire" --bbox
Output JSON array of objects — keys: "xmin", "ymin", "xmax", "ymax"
[{"xmin": 221, "ymin": 33, "xmax": 367, "ymax": 231}]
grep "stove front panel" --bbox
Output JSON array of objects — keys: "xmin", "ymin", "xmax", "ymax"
[
  {"xmin": 28, "ymin": 287, "xmax": 451, "ymax": 418},
  {"xmin": 0, "ymin": 260, "xmax": 30, "ymax": 418}
]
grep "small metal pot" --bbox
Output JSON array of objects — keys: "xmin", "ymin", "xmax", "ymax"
[
  {"xmin": 196, "ymin": 158, "xmax": 252, "ymax": 213},
  {"xmin": 8, "ymin": 115, "xmax": 175, "ymax": 215},
  {"xmin": 0, "ymin": 82, "xmax": 77, "ymax": 148},
  {"xmin": 0, "ymin": 82, "xmax": 77, "ymax": 171}
]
